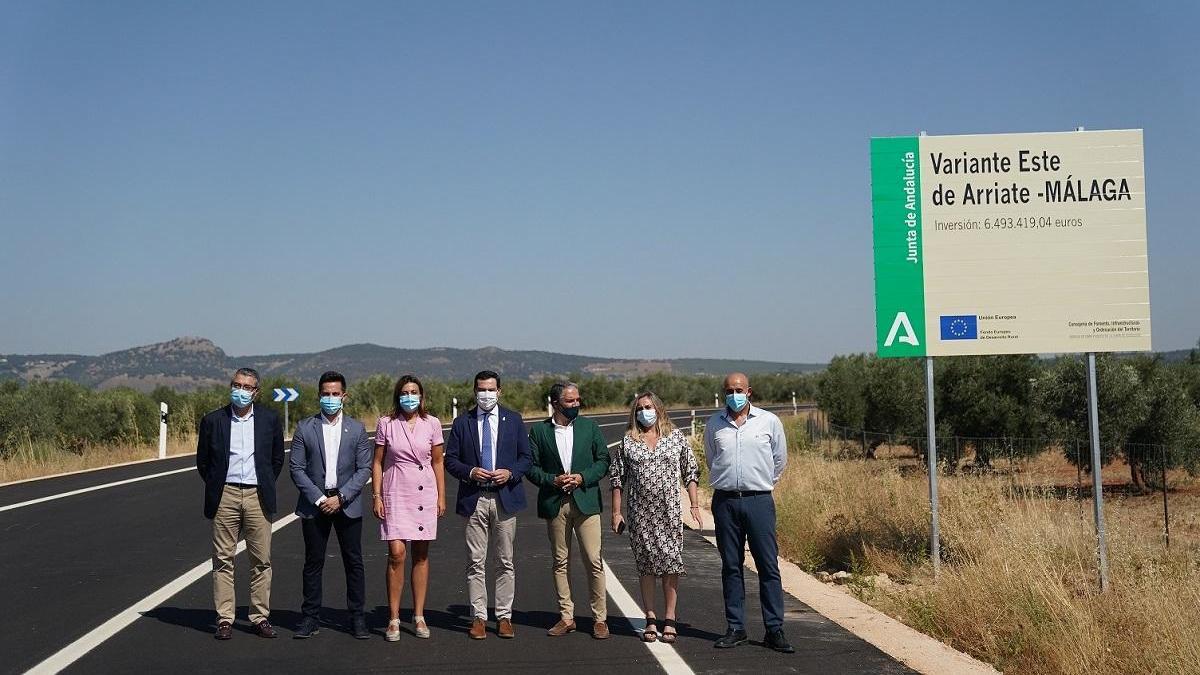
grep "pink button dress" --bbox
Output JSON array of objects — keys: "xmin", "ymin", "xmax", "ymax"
[{"xmin": 376, "ymin": 414, "xmax": 444, "ymax": 541}]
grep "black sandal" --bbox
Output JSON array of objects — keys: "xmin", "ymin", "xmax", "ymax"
[
  {"xmin": 642, "ymin": 615, "xmax": 658, "ymax": 642},
  {"xmin": 661, "ymin": 618, "xmax": 677, "ymax": 644}
]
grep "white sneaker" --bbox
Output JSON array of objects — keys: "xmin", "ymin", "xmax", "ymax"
[{"xmin": 385, "ymin": 619, "xmax": 401, "ymax": 642}]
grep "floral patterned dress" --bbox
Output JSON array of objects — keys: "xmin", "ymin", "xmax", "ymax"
[{"xmin": 610, "ymin": 429, "xmax": 701, "ymax": 576}]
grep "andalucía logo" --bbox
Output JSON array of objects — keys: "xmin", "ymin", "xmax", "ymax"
[{"xmin": 939, "ymin": 315, "xmax": 978, "ymax": 340}]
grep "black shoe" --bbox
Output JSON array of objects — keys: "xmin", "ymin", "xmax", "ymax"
[
  {"xmin": 714, "ymin": 629, "xmax": 749, "ymax": 648},
  {"xmin": 293, "ymin": 616, "xmax": 320, "ymax": 639},
  {"xmin": 351, "ymin": 615, "xmax": 370, "ymax": 640},
  {"xmin": 764, "ymin": 628, "xmax": 795, "ymax": 653}
]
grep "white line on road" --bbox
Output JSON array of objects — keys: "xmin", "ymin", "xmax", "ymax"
[
  {"xmin": 603, "ymin": 560, "xmax": 696, "ymax": 674},
  {"xmin": 0, "ymin": 466, "xmax": 196, "ymax": 513},
  {"xmin": 27, "ymin": 513, "xmax": 300, "ymax": 675}
]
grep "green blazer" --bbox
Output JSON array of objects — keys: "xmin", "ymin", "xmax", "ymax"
[{"xmin": 527, "ymin": 416, "xmax": 611, "ymax": 519}]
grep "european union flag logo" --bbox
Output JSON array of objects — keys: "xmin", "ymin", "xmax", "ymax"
[{"xmin": 940, "ymin": 315, "xmax": 978, "ymax": 340}]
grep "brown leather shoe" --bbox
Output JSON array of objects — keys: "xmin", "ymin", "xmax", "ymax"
[
  {"xmin": 469, "ymin": 617, "xmax": 487, "ymax": 640},
  {"xmin": 497, "ymin": 618, "xmax": 515, "ymax": 639},
  {"xmin": 214, "ymin": 621, "xmax": 233, "ymax": 640},
  {"xmin": 592, "ymin": 621, "xmax": 610, "ymax": 640},
  {"xmin": 253, "ymin": 620, "xmax": 278, "ymax": 639},
  {"xmin": 546, "ymin": 618, "xmax": 576, "ymax": 636}
]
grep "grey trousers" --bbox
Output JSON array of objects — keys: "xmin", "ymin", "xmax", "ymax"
[{"xmin": 465, "ymin": 493, "xmax": 517, "ymax": 620}]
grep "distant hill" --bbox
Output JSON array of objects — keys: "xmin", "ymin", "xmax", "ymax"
[{"xmin": 0, "ymin": 337, "xmax": 824, "ymax": 392}]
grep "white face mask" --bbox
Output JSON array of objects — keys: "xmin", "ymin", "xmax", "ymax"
[
  {"xmin": 637, "ymin": 408, "xmax": 657, "ymax": 428},
  {"xmin": 476, "ymin": 390, "xmax": 499, "ymax": 412}
]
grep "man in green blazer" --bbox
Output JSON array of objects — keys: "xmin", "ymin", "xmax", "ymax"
[{"xmin": 528, "ymin": 381, "xmax": 611, "ymax": 639}]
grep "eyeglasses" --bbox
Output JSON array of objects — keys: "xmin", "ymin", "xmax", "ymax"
[{"xmin": 231, "ymin": 382, "xmax": 259, "ymax": 391}]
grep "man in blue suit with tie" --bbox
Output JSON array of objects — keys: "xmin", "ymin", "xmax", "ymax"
[
  {"xmin": 289, "ymin": 371, "xmax": 373, "ymax": 640},
  {"xmin": 445, "ymin": 370, "xmax": 532, "ymax": 640}
]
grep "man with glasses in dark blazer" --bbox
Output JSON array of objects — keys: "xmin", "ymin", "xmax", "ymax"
[{"xmin": 196, "ymin": 367, "xmax": 285, "ymax": 640}]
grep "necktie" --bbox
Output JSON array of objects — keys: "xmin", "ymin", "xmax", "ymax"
[{"xmin": 481, "ymin": 412, "xmax": 494, "ymax": 472}]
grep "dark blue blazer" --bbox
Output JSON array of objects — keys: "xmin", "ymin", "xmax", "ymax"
[
  {"xmin": 444, "ymin": 405, "xmax": 531, "ymax": 517},
  {"xmin": 196, "ymin": 404, "xmax": 285, "ymax": 519}
]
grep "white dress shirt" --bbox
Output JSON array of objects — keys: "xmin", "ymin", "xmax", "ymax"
[
  {"xmin": 225, "ymin": 406, "xmax": 258, "ymax": 485},
  {"xmin": 476, "ymin": 408, "xmax": 499, "ymax": 469},
  {"xmin": 321, "ymin": 412, "xmax": 343, "ymax": 490},
  {"xmin": 703, "ymin": 405, "xmax": 787, "ymax": 492},
  {"xmin": 314, "ymin": 410, "xmax": 343, "ymax": 504},
  {"xmin": 553, "ymin": 418, "xmax": 574, "ymax": 473}
]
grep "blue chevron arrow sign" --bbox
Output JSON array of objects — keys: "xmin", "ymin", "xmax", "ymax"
[{"xmin": 272, "ymin": 387, "xmax": 300, "ymax": 402}]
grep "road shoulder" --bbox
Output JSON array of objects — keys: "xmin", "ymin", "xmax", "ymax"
[{"xmin": 682, "ymin": 487, "xmax": 999, "ymax": 675}]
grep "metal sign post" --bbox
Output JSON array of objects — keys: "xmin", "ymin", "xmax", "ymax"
[
  {"xmin": 1086, "ymin": 352, "xmax": 1110, "ymax": 591},
  {"xmin": 273, "ymin": 387, "xmax": 300, "ymax": 432},
  {"xmin": 925, "ymin": 356, "xmax": 941, "ymax": 577},
  {"xmin": 452, "ymin": 397, "xmax": 458, "ymax": 418}
]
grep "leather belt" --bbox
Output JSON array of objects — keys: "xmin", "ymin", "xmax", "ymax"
[{"xmin": 714, "ymin": 489, "xmax": 770, "ymax": 498}]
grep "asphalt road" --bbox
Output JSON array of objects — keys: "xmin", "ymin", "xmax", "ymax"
[{"xmin": 1, "ymin": 405, "xmax": 911, "ymax": 674}]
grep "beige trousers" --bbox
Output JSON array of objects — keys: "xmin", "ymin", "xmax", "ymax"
[
  {"xmin": 547, "ymin": 499, "xmax": 606, "ymax": 622},
  {"xmin": 465, "ymin": 493, "xmax": 517, "ymax": 620},
  {"xmin": 211, "ymin": 484, "xmax": 273, "ymax": 624}
]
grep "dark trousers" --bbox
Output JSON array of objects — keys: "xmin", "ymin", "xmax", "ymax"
[
  {"xmin": 712, "ymin": 492, "xmax": 785, "ymax": 632},
  {"xmin": 300, "ymin": 511, "xmax": 365, "ymax": 620}
]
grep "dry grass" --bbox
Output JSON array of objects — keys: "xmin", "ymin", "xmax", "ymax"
[
  {"xmin": 773, "ymin": 416, "xmax": 1200, "ymax": 674},
  {"xmin": 0, "ymin": 434, "xmax": 198, "ymax": 485}
]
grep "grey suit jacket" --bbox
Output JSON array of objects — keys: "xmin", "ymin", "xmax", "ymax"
[{"xmin": 289, "ymin": 412, "xmax": 372, "ymax": 519}]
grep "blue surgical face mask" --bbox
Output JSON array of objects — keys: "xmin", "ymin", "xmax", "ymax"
[
  {"xmin": 320, "ymin": 395, "xmax": 343, "ymax": 416},
  {"xmin": 560, "ymin": 404, "xmax": 580, "ymax": 421},
  {"xmin": 725, "ymin": 392, "xmax": 749, "ymax": 413},
  {"xmin": 230, "ymin": 387, "xmax": 254, "ymax": 409},
  {"xmin": 637, "ymin": 408, "xmax": 657, "ymax": 428},
  {"xmin": 398, "ymin": 393, "xmax": 421, "ymax": 413}
]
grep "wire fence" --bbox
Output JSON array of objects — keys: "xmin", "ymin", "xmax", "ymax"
[{"xmin": 803, "ymin": 414, "xmax": 1193, "ymax": 549}]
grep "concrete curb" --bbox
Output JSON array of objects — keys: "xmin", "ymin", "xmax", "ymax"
[{"xmin": 681, "ymin": 487, "xmax": 1000, "ymax": 675}]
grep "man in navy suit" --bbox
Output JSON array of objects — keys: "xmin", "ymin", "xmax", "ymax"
[
  {"xmin": 196, "ymin": 367, "xmax": 285, "ymax": 640},
  {"xmin": 288, "ymin": 371, "xmax": 373, "ymax": 640},
  {"xmin": 445, "ymin": 370, "xmax": 532, "ymax": 640}
]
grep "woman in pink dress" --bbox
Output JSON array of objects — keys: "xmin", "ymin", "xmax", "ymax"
[{"xmin": 372, "ymin": 375, "xmax": 446, "ymax": 641}]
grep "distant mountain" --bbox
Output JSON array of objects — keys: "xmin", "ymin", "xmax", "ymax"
[{"xmin": 0, "ymin": 337, "xmax": 824, "ymax": 392}]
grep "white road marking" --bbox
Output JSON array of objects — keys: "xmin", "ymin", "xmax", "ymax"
[
  {"xmin": 0, "ymin": 467, "xmax": 196, "ymax": 513},
  {"xmin": 26, "ymin": 513, "xmax": 300, "ymax": 675},
  {"xmin": 603, "ymin": 563, "xmax": 696, "ymax": 674}
]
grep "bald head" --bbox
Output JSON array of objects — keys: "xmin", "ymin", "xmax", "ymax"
[
  {"xmin": 722, "ymin": 372, "xmax": 752, "ymax": 415},
  {"xmin": 723, "ymin": 372, "xmax": 750, "ymax": 392}
]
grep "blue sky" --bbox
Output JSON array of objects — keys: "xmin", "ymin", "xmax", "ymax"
[{"xmin": 1, "ymin": 1, "xmax": 1196, "ymax": 361}]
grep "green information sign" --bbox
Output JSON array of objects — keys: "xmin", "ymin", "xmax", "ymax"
[{"xmin": 871, "ymin": 129, "xmax": 1150, "ymax": 358}]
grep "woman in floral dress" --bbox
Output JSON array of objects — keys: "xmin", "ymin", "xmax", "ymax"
[{"xmin": 610, "ymin": 391, "xmax": 700, "ymax": 643}]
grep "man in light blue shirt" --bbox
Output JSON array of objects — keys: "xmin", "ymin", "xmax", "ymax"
[{"xmin": 703, "ymin": 372, "xmax": 793, "ymax": 654}]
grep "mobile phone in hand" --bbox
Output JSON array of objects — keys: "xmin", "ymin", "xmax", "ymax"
[{"xmin": 616, "ymin": 520, "xmax": 626, "ymax": 535}]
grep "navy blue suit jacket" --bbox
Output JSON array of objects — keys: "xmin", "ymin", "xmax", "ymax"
[
  {"xmin": 196, "ymin": 404, "xmax": 285, "ymax": 519},
  {"xmin": 444, "ymin": 405, "xmax": 531, "ymax": 517}
]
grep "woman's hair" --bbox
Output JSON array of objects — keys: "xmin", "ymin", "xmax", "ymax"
[
  {"xmin": 625, "ymin": 390, "xmax": 675, "ymax": 440},
  {"xmin": 389, "ymin": 374, "xmax": 427, "ymax": 419}
]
